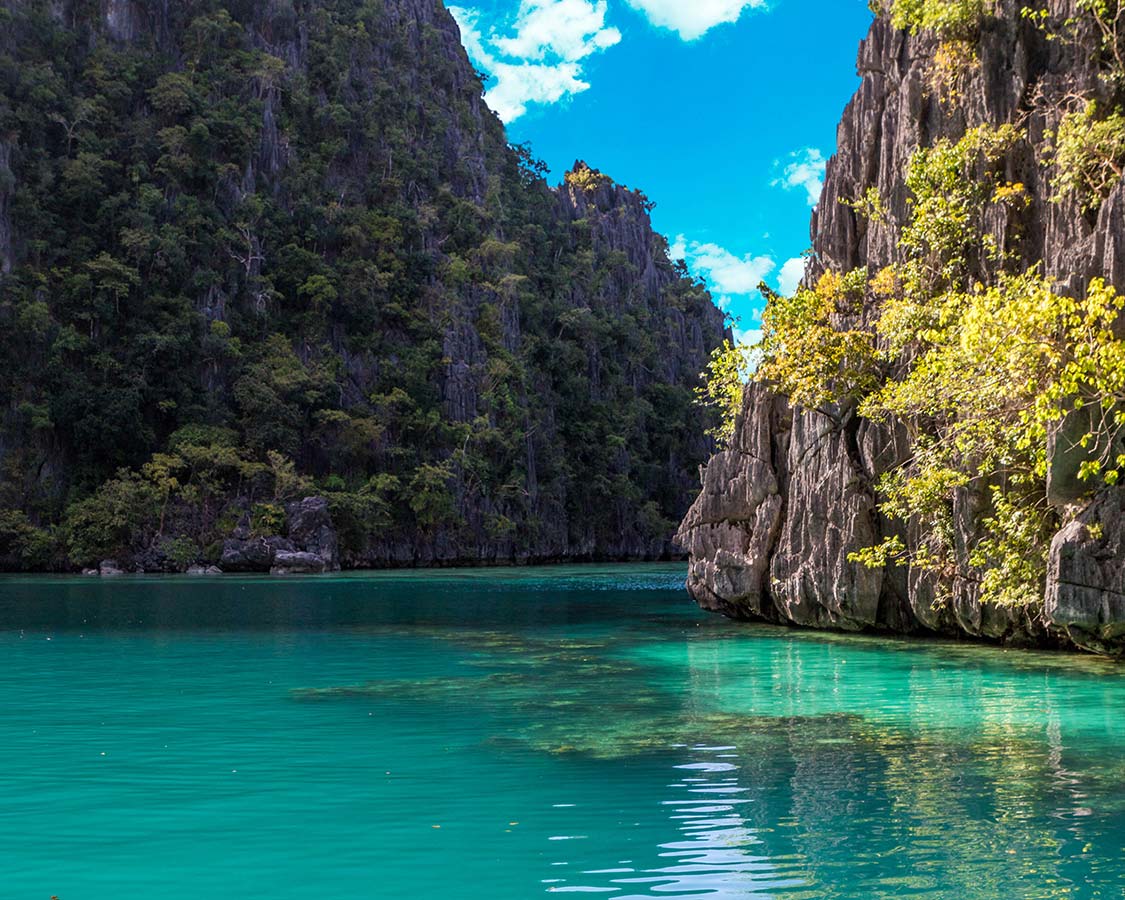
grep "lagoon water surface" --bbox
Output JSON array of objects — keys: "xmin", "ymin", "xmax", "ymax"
[{"xmin": 1, "ymin": 564, "xmax": 1123, "ymax": 898}]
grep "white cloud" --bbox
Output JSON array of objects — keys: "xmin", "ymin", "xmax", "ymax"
[
  {"xmin": 777, "ymin": 256, "xmax": 807, "ymax": 296},
  {"xmin": 667, "ymin": 235, "xmax": 688, "ymax": 262},
  {"xmin": 485, "ymin": 61, "xmax": 590, "ymax": 122},
  {"xmin": 451, "ymin": 7, "xmax": 492, "ymax": 65},
  {"xmin": 774, "ymin": 148, "xmax": 827, "ymax": 207},
  {"xmin": 734, "ymin": 326, "xmax": 763, "ymax": 349},
  {"xmin": 670, "ymin": 234, "xmax": 776, "ymax": 296},
  {"xmin": 624, "ymin": 0, "xmax": 767, "ymax": 40},
  {"xmin": 492, "ymin": 0, "xmax": 621, "ymax": 61},
  {"xmin": 687, "ymin": 241, "xmax": 776, "ymax": 296},
  {"xmin": 451, "ymin": 1, "xmax": 620, "ymax": 122},
  {"xmin": 670, "ymin": 237, "xmax": 807, "ymax": 325}
]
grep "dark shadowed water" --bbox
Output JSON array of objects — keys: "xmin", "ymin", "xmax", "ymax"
[{"xmin": 1, "ymin": 564, "xmax": 1122, "ymax": 898}]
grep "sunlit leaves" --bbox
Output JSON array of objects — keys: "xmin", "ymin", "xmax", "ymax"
[
  {"xmin": 1047, "ymin": 101, "xmax": 1125, "ymax": 212},
  {"xmin": 756, "ymin": 122, "xmax": 1125, "ymax": 608},
  {"xmin": 755, "ymin": 271, "xmax": 880, "ymax": 417},
  {"xmin": 696, "ymin": 339, "xmax": 754, "ymax": 447}
]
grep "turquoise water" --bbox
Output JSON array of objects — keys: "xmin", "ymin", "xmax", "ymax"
[{"xmin": 2, "ymin": 565, "xmax": 1123, "ymax": 899}]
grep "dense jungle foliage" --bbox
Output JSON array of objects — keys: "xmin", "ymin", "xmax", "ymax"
[{"xmin": 0, "ymin": 0, "xmax": 723, "ymax": 569}]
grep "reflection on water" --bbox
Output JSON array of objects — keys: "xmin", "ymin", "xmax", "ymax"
[
  {"xmin": 0, "ymin": 565, "xmax": 1122, "ymax": 899},
  {"xmin": 595, "ymin": 752, "xmax": 810, "ymax": 899}
]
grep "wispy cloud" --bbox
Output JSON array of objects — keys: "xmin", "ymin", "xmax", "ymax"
[
  {"xmin": 773, "ymin": 148, "xmax": 827, "ymax": 207},
  {"xmin": 451, "ymin": 1, "xmax": 621, "ymax": 122},
  {"xmin": 688, "ymin": 242, "xmax": 776, "ymax": 296},
  {"xmin": 670, "ymin": 237, "xmax": 806, "ymax": 343},
  {"xmin": 671, "ymin": 232, "xmax": 800, "ymax": 299},
  {"xmin": 623, "ymin": 0, "xmax": 767, "ymax": 40},
  {"xmin": 777, "ymin": 256, "xmax": 807, "ymax": 296}
]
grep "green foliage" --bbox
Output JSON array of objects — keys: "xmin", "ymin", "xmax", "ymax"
[
  {"xmin": 925, "ymin": 38, "xmax": 980, "ymax": 105},
  {"xmin": 234, "ymin": 336, "xmax": 333, "ymax": 457},
  {"xmin": 564, "ymin": 163, "xmax": 613, "ymax": 193},
  {"xmin": 63, "ymin": 471, "xmax": 160, "ymax": 566},
  {"xmin": 846, "ymin": 124, "xmax": 1125, "ymax": 607},
  {"xmin": 268, "ymin": 451, "xmax": 313, "ymax": 502},
  {"xmin": 880, "ymin": 0, "xmax": 986, "ymax": 37},
  {"xmin": 846, "ymin": 187, "xmax": 889, "ymax": 224},
  {"xmin": 696, "ymin": 339, "xmax": 753, "ymax": 447},
  {"xmin": 1048, "ymin": 101, "xmax": 1125, "ymax": 212},
  {"xmin": 326, "ymin": 473, "xmax": 401, "ymax": 552},
  {"xmin": 755, "ymin": 118, "xmax": 1125, "ymax": 608},
  {"xmin": 0, "ymin": 0, "xmax": 725, "ymax": 568},
  {"xmin": 408, "ymin": 462, "xmax": 458, "ymax": 531},
  {"xmin": 875, "ymin": 0, "xmax": 986, "ymax": 104},
  {"xmin": 756, "ymin": 271, "xmax": 881, "ymax": 417},
  {"xmin": 856, "ymin": 272, "xmax": 1125, "ymax": 605},
  {"xmin": 1075, "ymin": 0, "xmax": 1125, "ymax": 83},
  {"xmin": 161, "ymin": 535, "xmax": 200, "ymax": 571},
  {"xmin": 0, "ymin": 509, "xmax": 53, "ymax": 569},
  {"xmin": 899, "ymin": 125, "xmax": 1023, "ymax": 298},
  {"xmin": 250, "ymin": 503, "xmax": 286, "ymax": 537}
]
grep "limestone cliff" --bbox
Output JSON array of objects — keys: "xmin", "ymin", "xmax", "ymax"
[
  {"xmin": 678, "ymin": 0, "xmax": 1125, "ymax": 653},
  {"xmin": 0, "ymin": 0, "xmax": 726, "ymax": 570}
]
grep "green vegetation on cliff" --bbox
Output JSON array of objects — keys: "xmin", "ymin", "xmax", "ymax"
[
  {"xmin": 0, "ymin": 0, "xmax": 725, "ymax": 570},
  {"xmin": 722, "ymin": 2, "xmax": 1125, "ymax": 610}
]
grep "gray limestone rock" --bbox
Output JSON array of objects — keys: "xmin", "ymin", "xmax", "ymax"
[
  {"xmin": 271, "ymin": 551, "xmax": 329, "ymax": 576},
  {"xmin": 677, "ymin": 384, "xmax": 789, "ymax": 621},
  {"xmin": 679, "ymin": 1, "xmax": 1125, "ymax": 652},
  {"xmin": 286, "ymin": 497, "xmax": 339, "ymax": 571},
  {"xmin": 1047, "ymin": 492, "xmax": 1125, "ymax": 654},
  {"xmin": 219, "ymin": 537, "xmax": 294, "ymax": 573}
]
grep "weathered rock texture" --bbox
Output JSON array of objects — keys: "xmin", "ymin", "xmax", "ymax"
[
  {"xmin": 220, "ymin": 496, "xmax": 340, "ymax": 573},
  {"xmin": 678, "ymin": 1, "xmax": 1125, "ymax": 653},
  {"xmin": 0, "ymin": 0, "xmax": 726, "ymax": 570}
]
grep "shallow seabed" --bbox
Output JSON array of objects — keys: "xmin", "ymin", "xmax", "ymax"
[{"xmin": 1, "ymin": 565, "xmax": 1122, "ymax": 898}]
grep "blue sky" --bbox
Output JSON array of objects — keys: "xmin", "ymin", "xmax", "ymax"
[{"xmin": 449, "ymin": 0, "xmax": 874, "ymax": 342}]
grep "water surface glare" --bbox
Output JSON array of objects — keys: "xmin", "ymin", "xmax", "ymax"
[{"xmin": 1, "ymin": 565, "xmax": 1123, "ymax": 898}]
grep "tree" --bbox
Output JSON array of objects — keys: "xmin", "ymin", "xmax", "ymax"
[
  {"xmin": 756, "ymin": 271, "xmax": 880, "ymax": 421},
  {"xmin": 696, "ymin": 340, "xmax": 754, "ymax": 447}
]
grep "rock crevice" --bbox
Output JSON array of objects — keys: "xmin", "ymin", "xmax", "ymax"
[{"xmin": 678, "ymin": 1, "xmax": 1125, "ymax": 653}]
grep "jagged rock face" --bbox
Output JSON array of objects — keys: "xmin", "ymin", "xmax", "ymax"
[
  {"xmin": 679, "ymin": 1, "xmax": 1125, "ymax": 652},
  {"xmin": 0, "ymin": 0, "xmax": 727, "ymax": 568},
  {"xmin": 1047, "ymin": 491, "xmax": 1125, "ymax": 651},
  {"xmin": 0, "ymin": 140, "xmax": 11, "ymax": 274},
  {"xmin": 767, "ymin": 410, "xmax": 886, "ymax": 632},
  {"xmin": 220, "ymin": 536, "xmax": 294, "ymax": 573},
  {"xmin": 286, "ymin": 497, "xmax": 339, "ymax": 570},
  {"xmin": 218, "ymin": 495, "xmax": 340, "ymax": 573},
  {"xmin": 680, "ymin": 383, "xmax": 789, "ymax": 621}
]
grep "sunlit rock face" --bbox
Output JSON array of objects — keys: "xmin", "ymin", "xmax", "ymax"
[
  {"xmin": 1047, "ymin": 492, "xmax": 1125, "ymax": 653},
  {"xmin": 678, "ymin": 0, "xmax": 1125, "ymax": 652}
]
